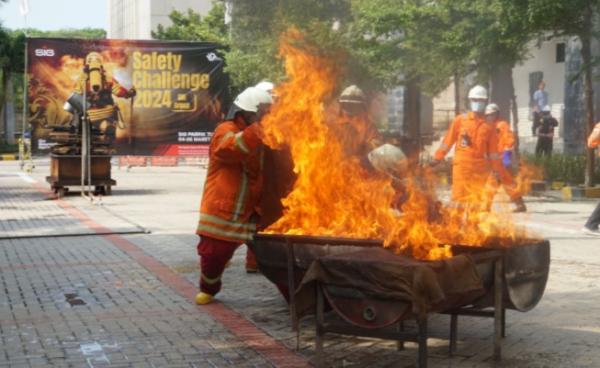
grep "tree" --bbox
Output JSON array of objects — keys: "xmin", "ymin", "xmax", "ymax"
[
  {"xmin": 153, "ymin": 5, "xmax": 227, "ymax": 43},
  {"xmin": 528, "ymin": 0, "xmax": 600, "ymax": 186},
  {"xmin": 24, "ymin": 28, "xmax": 106, "ymax": 39},
  {"xmin": 0, "ymin": 29, "xmax": 25, "ymax": 144},
  {"xmin": 468, "ymin": 0, "xmax": 535, "ymax": 157},
  {"xmin": 154, "ymin": 1, "xmax": 353, "ymax": 96}
]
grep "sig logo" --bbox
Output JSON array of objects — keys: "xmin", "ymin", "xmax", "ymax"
[{"xmin": 35, "ymin": 49, "xmax": 55, "ymax": 57}]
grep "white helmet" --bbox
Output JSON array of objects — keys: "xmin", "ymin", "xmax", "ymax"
[
  {"xmin": 254, "ymin": 81, "xmax": 275, "ymax": 96},
  {"xmin": 542, "ymin": 105, "xmax": 551, "ymax": 113},
  {"xmin": 339, "ymin": 85, "xmax": 366, "ymax": 105},
  {"xmin": 468, "ymin": 85, "xmax": 488, "ymax": 100},
  {"xmin": 484, "ymin": 103, "xmax": 499, "ymax": 115},
  {"xmin": 367, "ymin": 144, "xmax": 408, "ymax": 178},
  {"xmin": 233, "ymin": 87, "xmax": 273, "ymax": 112}
]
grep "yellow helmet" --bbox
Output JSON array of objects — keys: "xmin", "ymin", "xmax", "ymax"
[{"xmin": 85, "ymin": 52, "xmax": 103, "ymax": 65}]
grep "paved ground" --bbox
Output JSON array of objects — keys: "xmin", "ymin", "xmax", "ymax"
[{"xmin": 1, "ymin": 157, "xmax": 599, "ymax": 367}]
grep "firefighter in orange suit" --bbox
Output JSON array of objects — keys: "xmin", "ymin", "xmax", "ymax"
[
  {"xmin": 485, "ymin": 103, "xmax": 527, "ymax": 212},
  {"xmin": 432, "ymin": 85, "xmax": 501, "ymax": 208},
  {"xmin": 582, "ymin": 122, "xmax": 600, "ymax": 236},
  {"xmin": 74, "ymin": 52, "xmax": 135, "ymax": 144},
  {"xmin": 195, "ymin": 87, "xmax": 273, "ymax": 305}
]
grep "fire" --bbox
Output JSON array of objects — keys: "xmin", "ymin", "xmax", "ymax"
[{"xmin": 261, "ymin": 30, "xmax": 534, "ymax": 260}]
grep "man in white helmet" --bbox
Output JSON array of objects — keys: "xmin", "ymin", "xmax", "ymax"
[
  {"xmin": 194, "ymin": 86, "xmax": 272, "ymax": 305},
  {"xmin": 432, "ymin": 85, "xmax": 501, "ymax": 207},
  {"xmin": 332, "ymin": 85, "xmax": 380, "ymax": 161},
  {"xmin": 485, "ymin": 103, "xmax": 527, "ymax": 212},
  {"xmin": 535, "ymin": 105, "xmax": 558, "ymax": 157}
]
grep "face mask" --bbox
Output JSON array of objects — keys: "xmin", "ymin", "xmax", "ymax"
[
  {"xmin": 470, "ymin": 101, "xmax": 486, "ymax": 113},
  {"xmin": 485, "ymin": 116, "xmax": 495, "ymax": 123}
]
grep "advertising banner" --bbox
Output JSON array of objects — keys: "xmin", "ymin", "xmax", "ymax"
[{"xmin": 27, "ymin": 38, "xmax": 228, "ymax": 155}]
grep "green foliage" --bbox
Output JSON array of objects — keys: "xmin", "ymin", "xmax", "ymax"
[
  {"xmin": 154, "ymin": 0, "xmax": 352, "ymax": 96},
  {"xmin": 151, "ymin": 0, "xmax": 588, "ymax": 107},
  {"xmin": 523, "ymin": 153, "xmax": 600, "ymax": 185},
  {"xmin": 23, "ymin": 28, "xmax": 106, "ymax": 39},
  {"xmin": 349, "ymin": 0, "xmax": 536, "ymax": 95},
  {"xmin": 0, "ymin": 142, "xmax": 17, "ymax": 153},
  {"xmin": 152, "ymin": 5, "xmax": 227, "ymax": 43},
  {"xmin": 526, "ymin": 0, "xmax": 599, "ymax": 36}
]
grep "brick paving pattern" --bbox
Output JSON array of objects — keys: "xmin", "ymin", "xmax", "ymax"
[{"xmin": 1, "ymin": 160, "xmax": 600, "ymax": 367}]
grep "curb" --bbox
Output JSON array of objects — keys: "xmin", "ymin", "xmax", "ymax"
[
  {"xmin": 561, "ymin": 186, "xmax": 600, "ymax": 200},
  {"xmin": 0, "ymin": 154, "xmax": 17, "ymax": 161}
]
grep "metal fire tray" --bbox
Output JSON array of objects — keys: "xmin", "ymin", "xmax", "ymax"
[{"xmin": 249, "ymin": 233, "xmax": 550, "ymax": 367}]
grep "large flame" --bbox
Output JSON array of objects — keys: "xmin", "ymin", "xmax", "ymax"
[{"xmin": 261, "ymin": 30, "xmax": 534, "ymax": 260}]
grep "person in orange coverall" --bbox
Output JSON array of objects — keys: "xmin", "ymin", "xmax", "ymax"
[
  {"xmin": 195, "ymin": 86, "xmax": 272, "ymax": 305},
  {"xmin": 432, "ymin": 85, "xmax": 502, "ymax": 209},
  {"xmin": 582, "ymin": 122, "xmax": 600, "ymax": 236},
  {"xmin": 485, "ymin": 103, "xmax": 527, "ymax": 212}
]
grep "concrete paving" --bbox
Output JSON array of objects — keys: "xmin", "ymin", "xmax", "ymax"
[{"xmin": 1, "ymin": 157, "xmax": 599, "ymax": 367}]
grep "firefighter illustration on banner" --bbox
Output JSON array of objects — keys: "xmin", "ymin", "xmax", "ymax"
[{"xmin": 72, "ymin": 52, "xmax": 136, "ymax": 150}]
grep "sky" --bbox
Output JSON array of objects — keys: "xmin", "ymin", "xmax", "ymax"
[{"xmin": 0, "ymin": 0, "xmax": 107, "ymax": 31}]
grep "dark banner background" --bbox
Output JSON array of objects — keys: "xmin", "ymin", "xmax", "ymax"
[{"xmin": 27, "ymin": 38, "xmax": 228, "ymax": 156}]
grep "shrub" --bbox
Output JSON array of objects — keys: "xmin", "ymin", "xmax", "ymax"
[{"xmin": 522, "ymin": 153, "xmax": 600, "ymax": 185}]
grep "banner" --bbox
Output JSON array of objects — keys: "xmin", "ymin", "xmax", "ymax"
[{"xmin": 26, "ymin": 38, "xmax": 228, "ymax": 156}]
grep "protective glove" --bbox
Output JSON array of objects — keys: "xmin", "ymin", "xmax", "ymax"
[
  {"xmin": 127, "ymin": 87, "xmax": 137, "ymax": 98},
  {"xmin": 502, "ymin": 150, "xmax": 512, "ymax": 168}
]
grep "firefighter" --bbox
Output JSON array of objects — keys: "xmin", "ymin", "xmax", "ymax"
[
  {"xmin": 195, "ymin": 86, "xmax": 273, "ymax": 305},
  {"xmin": 432, "ymin": 85, "xmax": 501, "ymax": 208},
  {"xmin": 535, "ymin": 105, "xmax": 558, "ymax": 157},
  {"xmin": 74, "ymin": 52, "xmax": 136, "ymax": 145},
  {"xmin": 485, "ymin": 103, "xmax": 527, "ymax": 212},
  {"xmin": 582, "ymin": 122, "xmax": 600, "ymax": 236},
  {"xmin": 333, "ymin": 85, "xmax": 380, "ymax": 163}
]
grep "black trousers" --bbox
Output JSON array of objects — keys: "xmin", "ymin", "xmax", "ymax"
[
  {"xmin": 585, "ymin": 201, "xmax": 600, "ymax": 230},
  {"xmin": 535, "ymin": 137, "xmax": 553, "ymax": 157}
]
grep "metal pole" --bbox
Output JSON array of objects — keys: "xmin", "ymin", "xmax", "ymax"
[
  {"xmin": 81, "ymin": 84, "xmax": 86, "ymax": 195},
  {"xmin": 20, "ymin": 38, "xmax": 29, "ymax": 169},
  {"xmin": 493, "ymin": 257, "xmax": 504, "ymax": 361},
  {"xmin": 315, "ymin": 284, "xmax": 324, "ymax": 368},
  {"xmin": 449, "ymin": 314, "xmax": 458, "ymax": 356},
  {"xmin": 286, "ymin": 238, "xmax": 298, "ymax": 333},
  {"xmin": 81, "ymin": 78, "xmax": 93, "ymax": 201},
  {"xmin": 396, "ymin": 321, "xmax": 405, "ymax": 351},
  {"xmin": 417, "ymin": 316, "xmax": 428, "ymax": 368}
]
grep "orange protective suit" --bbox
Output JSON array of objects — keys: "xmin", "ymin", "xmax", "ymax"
[
  {"xmin": 196, "ymin": 114, "xmax": 264, "ymax": 295},
  {"xmin": 435, "ymin": 112, "xmax": 501, "ymax": 205},
  {"xmin": 588, "ymin": 122, "xmax": 600, "ymax": 153},
  {"xmin": 494, "ymin": 120, "xmax": 521, "ymax": 201}
]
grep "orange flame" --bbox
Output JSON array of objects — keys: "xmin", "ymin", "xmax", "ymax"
[{"xmin": 261, "ymin": 30, "xmax": 536, "ymax": 260}]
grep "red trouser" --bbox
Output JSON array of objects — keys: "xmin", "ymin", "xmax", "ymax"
[{"xmin": 196, "ymin": 236, "xmax": 256, "ymax": 295}]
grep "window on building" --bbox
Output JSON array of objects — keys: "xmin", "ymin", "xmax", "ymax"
[{"xmin": 556, "ymin": 43, "xmax": 566, "ymax": 63}]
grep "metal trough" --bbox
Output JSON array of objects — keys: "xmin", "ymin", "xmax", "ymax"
[{"xmin": 249, "ymin": 233, "xmax": 550, "ymax": 367}]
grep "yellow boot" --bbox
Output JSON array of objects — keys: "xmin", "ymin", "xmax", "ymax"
[{"xmin": 195, "ymin": 292, "xmax": 214, "ymax": 305}]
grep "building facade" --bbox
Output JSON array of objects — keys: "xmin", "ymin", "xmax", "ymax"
[
  {"xmin": 430, "ymin": 36, "xmax": 570, "ymax": 153},
  {"xmin": 108, "ymin": 0, "xmax": 213, "ymax": 40},
  {"xmin": 512, "ymin": 36, "xmax": 568, "ymax": 152}
]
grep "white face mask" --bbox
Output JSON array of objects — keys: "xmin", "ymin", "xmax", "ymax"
[{"xmin": 470, "ymin": 101, "xmax": 486, "ymax": 113}]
